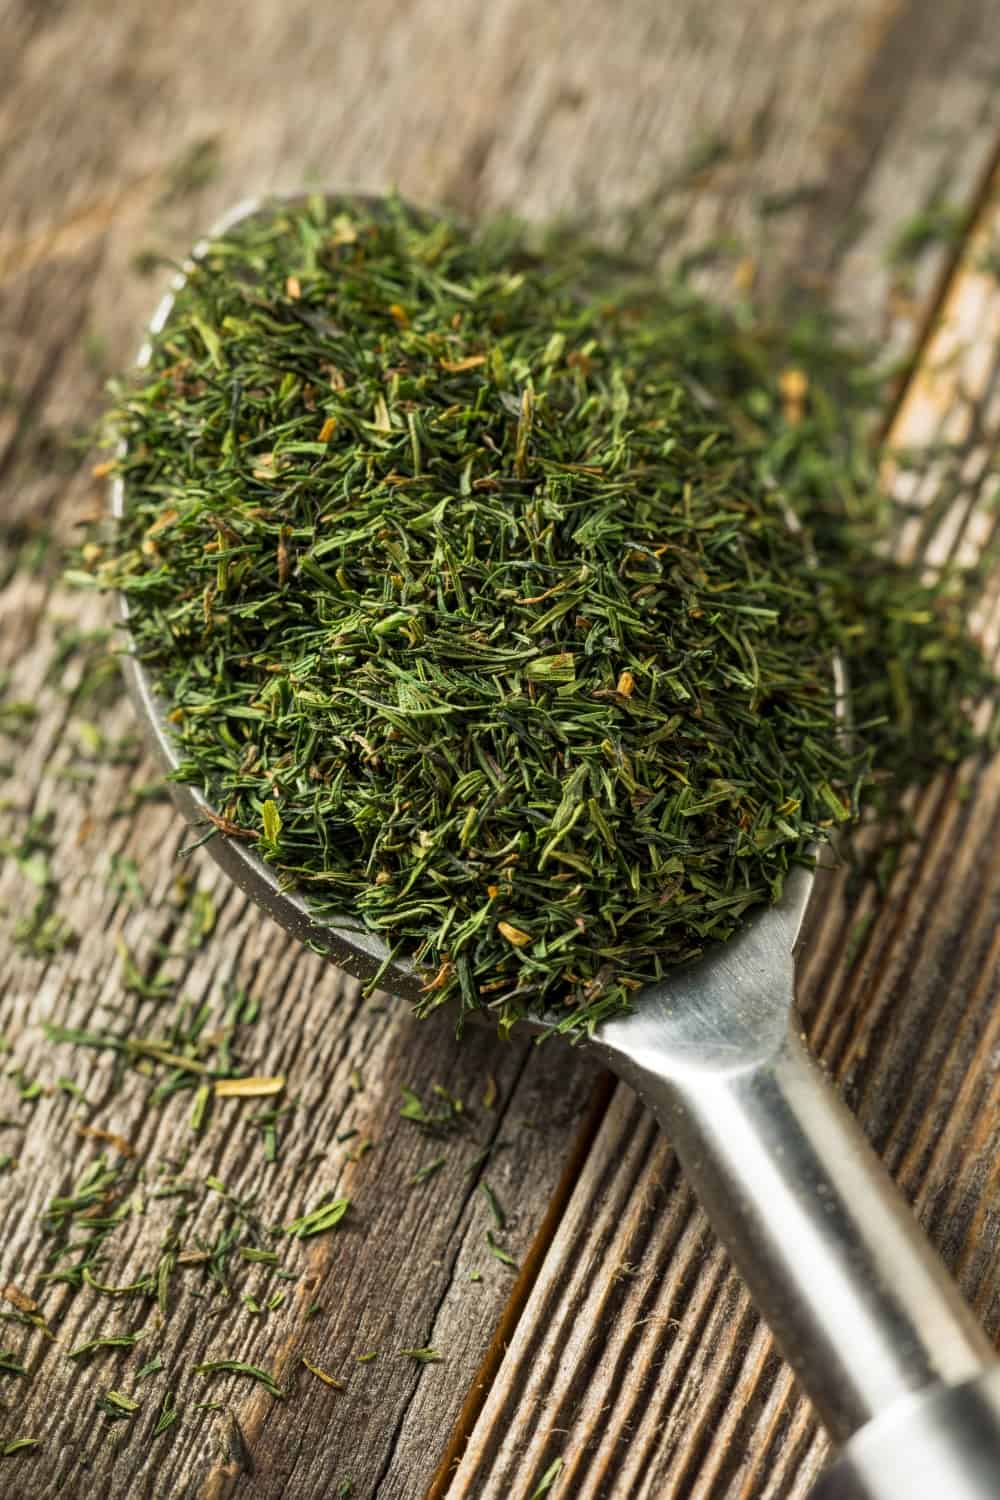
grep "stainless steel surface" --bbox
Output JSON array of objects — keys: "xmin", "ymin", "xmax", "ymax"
[
  {"xmin": 810, "ymin": 1370, "xmax": 1000, "ymax": 1498},
  {"xmin": 114, "ymin": 192, "xmax": 1000, "ymax": 1493},
  {"xmin": 594, "ymin": 879, "xmax": 993, "ymax": 1443}
]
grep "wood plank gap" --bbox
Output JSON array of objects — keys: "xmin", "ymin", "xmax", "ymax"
[{"xmin": 422, "ymin": 1067, "xmax": 616, "ymax": 1500}]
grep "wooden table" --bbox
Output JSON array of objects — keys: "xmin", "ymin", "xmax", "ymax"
[{"xmin": 3, "ymin": 3, "xmax": 1000, "ymax": 1495}]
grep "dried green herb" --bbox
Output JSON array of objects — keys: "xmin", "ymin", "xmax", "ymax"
[
  {"xmin": 152, "ymin": 1392, "xmax": 181, "ymax": 1437},
  {"xmin": 12, "ymin": 893, "xmax": 76, "ymax": 958},
  {"xmin": 529, "ymin": 1455, "xmax": 565, "ymax": 1499},
  {"xmin": 189, "ymin": 1083, "xmax": 211, "ymax": 1133},
  {"xmin": 43, "ymin": 983, "xmax": 270, "ymax": 1115},
  {"xmin": 1, "ymin": 837, "xmax": 66, "ymax": 952},
  {"xmin": 67, "ymin": 1330, "xmax": 146, "ymax": 1361},
  {"xmin": 96, "ymin": 1388, "xmax": 142, "ymax": 1422},
  {"xmin": 87, "ymin": 194, "xmax": 997, "ymax": 1043},
  {"xmin": 284, "ymin": 1196, "xmax": 350, "ymax": 1239},
  {"xmin": 301, "ymin": 1355, "xmax": 345, "ymax": 1388},
  {"xmin": 485, "ymin": 1230, "xmax": 518, "ymax": 1269},
  {"xmin": 481, "ymin": 1183, "xmax": 506, "ymax": 1229},
  {"xmin": 411, "ymin": 1157, "xmax": 446, "ymax": 1185},
  {"xmin": 400, "ymin": 1085, "xmax": 465, "ymax": 1136},
  {"xmin": 399, "ymin": 1345, "xmax": 442, "ymax": 1363},
  {"xmin": 0, "ymin": 1438, "xmax": 39, "ymax": 1458},
  {"xmin": 193, "ymin": 1359, "xmax": 284, "ymax": 1399},
  {"xmin": 12, "ymin": 1074, "xmax": 43, "ymax": 1103},
  {"xmin": 158, "ymin": 136, "xmax": 222, "ymax": 208},
  {"xmin": 94, "ymin": 197, "xmax": 855, "ymax": 1036},
  {"xmin": 887, "ymin": 197, "xmax": 966, "ymax": 269}
]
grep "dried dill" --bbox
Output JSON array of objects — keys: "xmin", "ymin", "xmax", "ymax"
[
  {"xmin": 95, "ymin": 1389, "xmax": 142, "ymax": 1423},
  {"xmin": 0, "ymin": 1438, "xmax": 40, "ymax": 1459},
  {"xmin": 301, "ymin": 1355, "xmax": 345, "ymax": 1389},
  {"xmin": 89, "ymin": 195, "xmax": 997, "ymax": 1037},
  {"xmin": 152, "ymin": 1392, "xmax": 181, "ymax": 1436},
  {"xmin": 399, "ymin": 1085, "xmax": 465, "ymax": 1136},
  {"xmin": 485, "ymin": 1231, "xmax": 518, "ymax": 1269},
  {"xmin": 411, "ymin": 1157, "xmax": 446, "ymax": 1185},
  {"xmin": 67, "ymin": 1331, "xmax": 146, "ymax": 1361},
  {"xmin": 481, "ymin": 1183, "xmax": 506, "ymax": 1229},
  {"xmin": 284, "ymin": 1196, "xmax": 350, "ymax": 1239},
  {"xmin": 194, "ymin": 1358, "xmax": 284, "ymax": 1399},
  {"xmin": 529, "ymin": 1456, "xmax": 565, "ymax": 1499}
]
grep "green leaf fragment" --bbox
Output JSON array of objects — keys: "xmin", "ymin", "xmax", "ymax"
[
  {"xmin": 485, "ymin": 1231, "xmax": 518, "ymax": 1269},
  {"xmin": 284, "ymin": 1196, "xmax": 350, "ymax": 1239},
  {"xmin": 193, "ymin": 1360, "xmax": 284, "ymax": 1399},
  {"xmin": 399, "ymin": 1345, "xmax": 442, "ymax": 1363},
  {"xmin": 0, "ymin": 1438, "xmax": 39, "ymax": 1458},
  {"xmin": 529, "ymin": 1455, "xmax": 565, "ymax": 1499},
  {"xmin": 68, "ymin": 1331, "xmax": 146, "ymax": 1361}
]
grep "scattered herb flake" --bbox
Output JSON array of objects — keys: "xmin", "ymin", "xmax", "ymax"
[
  {"xmin": 68, "ymin": 1331, "xmax": 146, "ymax": 1361},
  {"xmin": 284, "ymin": 1196, "xmax": 350, "ymax": 1239},
  {"xmin": 529, "ymin": 1455, "xmax": 565, "ymax": 1499},
  {"xmin": 400, "ymin": 1086, "xmax": 465, "ymax": 1137},
  {"xmin": 193, "ymin": 1359, "xmax": 284, "ymax": 1399},
  {"xmin": 301, "ymin": 1356, "xmax": 345, "ymax": 1389},
  {"xmin": 214, "ymin": 1076, "xmax": 285, "ymax": 1098},
  {"xmin": 189, "ymin": 1083, "xmax": 211, "ymax": 1133},
  {"xmin": 96, "ymin": 1388, "xmax": 142, "ymax": 1422},
  {"xmin": 486, "ymin": 1231, "xmax": 518, "ymax": 1269},
  {"xmin": 0, "ymin": 1438, "xmax": 39, "ymax": 1458},
  {"xmin": 481, "ymin": 1183, "xmax": 506, "ymax": 1229},
  {"xmin": 411, "ymin": 1157, "xmax": 446, "ymax": 1185},
  {"xmin": 152, "ymin": 1392, "xmax": 181, "ymax": 1437},
  {"xmin": 399, "ymin": 1345, "xmax": 442, "ymax": 1363}
]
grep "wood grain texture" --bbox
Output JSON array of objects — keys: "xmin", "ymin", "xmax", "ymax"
[
  {"xmin": 1, "ymin": 2, "xmax": 999, "ymax": 1497},
  {"xmin": 447, "ymin": 163, "xmax": 1000, "ymax": 1500}
]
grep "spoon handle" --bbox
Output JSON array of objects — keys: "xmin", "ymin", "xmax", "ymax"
[{"xmin": 613, "ymin": 1022, "xmax": 1000, "ymax": 1495}]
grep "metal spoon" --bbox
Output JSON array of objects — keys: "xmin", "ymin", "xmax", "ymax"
[{"xmin": 113, "ymin": 197, "xmax": 1000, "ymax": 1499}]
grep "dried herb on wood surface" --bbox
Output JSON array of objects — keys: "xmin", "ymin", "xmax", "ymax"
[{"xmin": 86, "ymin": 196, "xmax": 997, "ymax": 1037}]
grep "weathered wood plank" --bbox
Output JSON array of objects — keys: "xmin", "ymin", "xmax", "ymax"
[
  {"xmin": 1, "ymin": 2, "xmax": 999, "ymax": 1497},
  {"xmin": 0, "ymin": 4, "xmax": 622, "ymax": 1493},
  {"xmin": 447, "ymin": 166, "xmax": 1000, "ymax": 1499},
  {"xmin": 0, "ymin": 605, "xmax": 602, "ymax": 1500}
]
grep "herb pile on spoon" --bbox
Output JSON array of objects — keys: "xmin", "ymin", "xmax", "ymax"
[{"xmin": 91, "ymin": 195, "xmax": 993, "ymax": 1036}]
